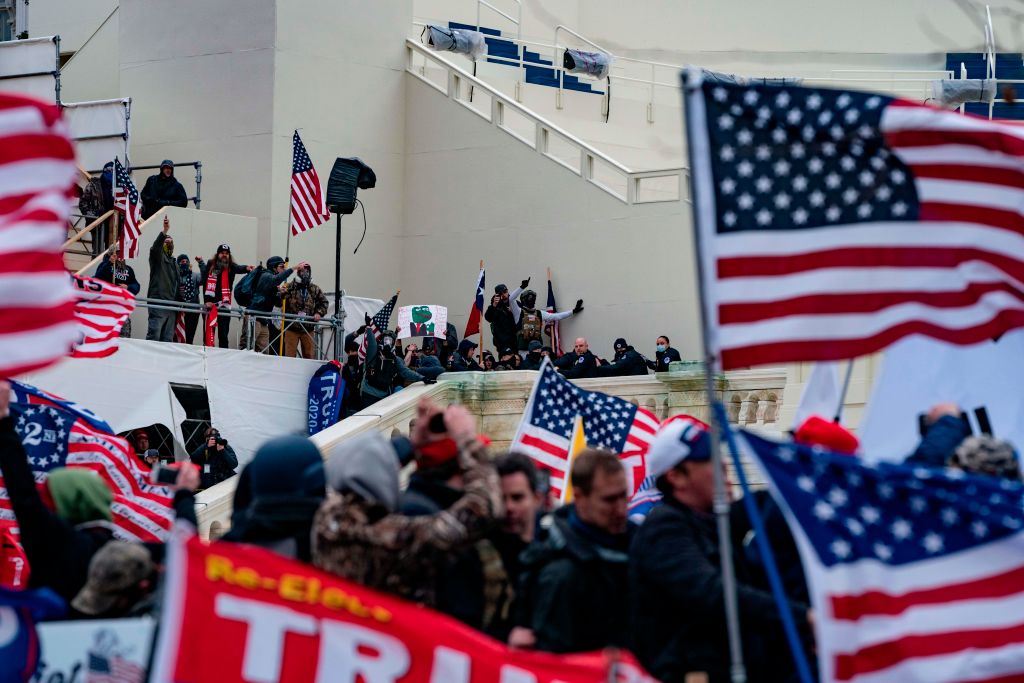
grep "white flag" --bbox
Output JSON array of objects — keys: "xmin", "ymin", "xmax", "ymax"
[
  {"xmin": 793, "ymin": 362, "xmax": 842, "ymax": 428},
  {"xmin": 859, "ymin": 330, "xmax": 1024, "ymax": 463}
]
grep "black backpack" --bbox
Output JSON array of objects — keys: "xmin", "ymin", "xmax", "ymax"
[{"xmin": 233, "ymin": 264, "xmax": 265, "ymax": 308}]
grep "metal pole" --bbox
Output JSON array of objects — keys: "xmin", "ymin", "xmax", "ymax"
[
  {"xmin": 194, "ymin": 161, "xmax": 202, "ymax": 210},
  {"xmin": 681, "ymin": 67, "xmax": 747, "ymax": 683},
  {"xmin": 333, "ymin": 212, "xmax": 343, "ymax": 361},
  {"xmin": 53, "ymin": 34, "xmax": 61, "ymax": 105},
  {"xmin": 833, "ymin": 359, "xmax": 855, "ymax": 423},
  {"xmin": 286, "ymin": 130, "xmax": 296, "ymax": 263}
]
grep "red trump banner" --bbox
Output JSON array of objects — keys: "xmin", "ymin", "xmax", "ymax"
[{"xmin": 152, "ymin": 533, "xmax": 655, "ymax": 683}]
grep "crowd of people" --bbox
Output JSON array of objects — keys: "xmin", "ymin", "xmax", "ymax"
[{"xmin": 3, "ymin": 367, "xmax": 1016, "ymax": 682}]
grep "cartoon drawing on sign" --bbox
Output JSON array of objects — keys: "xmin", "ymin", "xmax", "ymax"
[{"xmin": 409, "ymin": 306, "xmax": 435, "ymax": 337}]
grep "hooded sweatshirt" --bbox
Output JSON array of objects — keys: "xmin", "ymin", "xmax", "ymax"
[
  {"xmin": 140, "ymin": 165, "xmax": 188, "ymax": 220},
  {"xmin": 46, "ymin": 469, "xmax": 113, "ymax": 524}
]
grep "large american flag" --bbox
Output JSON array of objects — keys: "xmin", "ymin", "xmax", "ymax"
[
  {"xmin": 510, "ymin": 360, "xmax": 659, "ymax": 496},
  {"xmin": 3, "ymin": 381, "xmax": 174, "ymax": 543},
  {"xmin": 684, "ymin": 71, "xmax": 1024, "ymax": 370},
  {"xmin": 290, "ymin": 131, "xmax": 330, "ymax": 236},
  {"xmin": 0, "ymin": 92, "xmax": 80, "ymax": 378},
  {"xmin": 112, "ymin": 158, "xmax": 142, "ymax": 260},
  {"xmin": 358, "ymin": 293, "xmax": 399, "ymax": 361},
  {"xmin": 740, "ymin": 428, "xmax": 1024, "ymax": 683},
  {"xmin": 70, "ymin": 275, "xmax": 136, "ymax": 358}
]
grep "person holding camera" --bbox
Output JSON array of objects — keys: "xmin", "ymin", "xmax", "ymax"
[
  {"xmin": 189, "ymin": 427, "xmax": 239, "ymax": 490},
  {"xmin": 484, "ymin": 279, "xmax": 529, "ymax": 355}
]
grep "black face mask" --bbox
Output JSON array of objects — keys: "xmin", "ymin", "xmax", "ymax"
[{"xmin": 346, "ymin": 354, "xmax": 359, "ymax": 366}]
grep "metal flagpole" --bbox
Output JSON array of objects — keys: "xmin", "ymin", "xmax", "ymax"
[
  {"xmin": 833, "ymin": 359, "xmax": 856, "ymax": 423},
  {"xmin": 681, "ymin": 67, "xmax": 747, "ymax": 683},
  {"xmin": 285, "ymin": 129, "xmax": 297, "ymax": 264},
  {"xmin": 479, "ymin": 259, "xmax": 485, "ymax": 365}
]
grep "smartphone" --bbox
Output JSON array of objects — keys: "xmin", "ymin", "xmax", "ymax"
[
  {"xmin": 151, "ymin": 463, "xmax": 179, "ymax": 486},
  {"xmin": 428, "ymin": 412, "xmax": 447, "ymax": 434}
]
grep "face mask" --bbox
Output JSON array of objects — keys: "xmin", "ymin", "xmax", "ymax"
[
  {"xmin": 382, "ymin": 338, "xmax": 394, "ymax": 350},
  {"xmin": 299, "ymin": 271, "xmax": 312, "ymax": 284},
  {"xmin": 164, "ymin": 243, "xmax": 174, "ymax": 256},
  {"xmin": 656, "ymin": 344, "xmax": 666, "ymax": 353},
  {"xmin": 179, "ymin": 262, "xmax": 190, "ymax": 275}
]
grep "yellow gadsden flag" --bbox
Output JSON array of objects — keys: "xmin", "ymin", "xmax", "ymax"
[{"xmin": 560, "ymin": 414, "xmax": 588, "ymax": 504}]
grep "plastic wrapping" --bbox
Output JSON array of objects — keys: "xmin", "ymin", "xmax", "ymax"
[
  {"xmin": 929, "ymin": 79, "xmax": 996, "ymax": 108},
  {"xmin": 562, "ymin": 49, "xmax": 612, "ymax": 80},
  {"xmin": 421, "ymin": 24, "xmax": 488, "ymax": 61}
]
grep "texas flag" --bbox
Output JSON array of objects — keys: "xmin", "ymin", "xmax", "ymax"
[{"xmin": 464, "ymin": 266, "xmax": 485, "ymax": 338}]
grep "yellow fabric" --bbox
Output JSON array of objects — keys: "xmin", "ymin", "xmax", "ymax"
[{"xmin": 561, "ymin": 414, "xmax": 587, "ymax": 504}]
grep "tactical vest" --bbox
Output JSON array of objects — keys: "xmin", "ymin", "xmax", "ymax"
[
  {"xmin": 518, "ymin": 308, "xmax": 543, "ymax": 347},
  {"xmin": 365, "ymin": 353, "xmax": 398, "ymax": 391}
]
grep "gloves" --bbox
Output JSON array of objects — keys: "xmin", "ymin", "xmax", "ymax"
[
  {"xmin": 573, "ymin": 298, "xmax": 584, "ymax": 314},
  {"xmin": 520, "ymin": 277, "xmax": 531, "ymax": 289},
  {"xmin": 365, "ymin": 312, "xmax": 372, "ymax": 325}
]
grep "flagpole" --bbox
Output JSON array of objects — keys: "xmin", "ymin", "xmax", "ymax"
[
  {"xmin": 682, "ymin": 67, "xmax": 747, "ymax": 683},
  {"xmin": 286, "ymin": 129, "xmax": 297, "ymax": 265},
  {"xmin": 479, "ymin": 259, "xmax": 485, "ymax": 365},
  {"xmin": 833, "ymin": 359, "xmax": 855, "ymax": 423}
]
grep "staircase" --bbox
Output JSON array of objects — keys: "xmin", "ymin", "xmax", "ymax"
[
  {"xmin": 946, "ymin": 51, "xmax": 1024, "ymax": 120},
  {"xmin": 448, "ymin": 21, "xmax": 604, "ymax": 95}
]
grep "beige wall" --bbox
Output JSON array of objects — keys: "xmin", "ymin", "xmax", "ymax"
[
  {"xmin": 401, "ymin": 74, "xmax": 699, "ymax": 361},
  {"xmin": 59, "ymin": 8, "xmax": 119, "ymax": 103},
  {"xmin": 29, "ymin": 0, "xmax": 117, "ymax": 52}
]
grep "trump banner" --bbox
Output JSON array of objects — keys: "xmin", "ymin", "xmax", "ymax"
[
  {"xmin": 307, "ymin": 361, "xmax": 345, "ymax": 436},
  {"xmin": 396, "ymin": 305, "xmax": 447, "ymax": 340},
  {"xmin": 152, "ymin": 534, "xmax": 654, "ymax": 683}
]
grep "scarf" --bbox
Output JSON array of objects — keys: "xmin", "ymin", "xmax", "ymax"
[
  {"xmin": 179, "ymin": 267, "xmax": 197, "ymax": 303},
  {"xmin": 205, "ymin": 266, "xmax": 230, "ymax": 305}
]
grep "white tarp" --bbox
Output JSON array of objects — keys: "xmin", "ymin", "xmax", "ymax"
[
  {"xmin": 0, "ymin": 35, "xmax": 57, "ymax": 101},
  {"xmin": 859, "ymin": 330, "xmax": 1024, "ymax": 463},
  {"xmin": 321, "ymin": 294, "xmax": 384, "ymax": 338},
  {"xmin": 63, "ymin": 98, "xmax": 131, "ymax": 171},
  {"xmin": 20, "ymin": 339, "xmax": 322, "ymax": 464}
]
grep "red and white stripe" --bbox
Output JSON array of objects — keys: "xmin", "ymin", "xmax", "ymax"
[
  {"xmin": 174, "ymin": 311, "xmax": 186, "ymax": 343},
  {"xmin": 290, "ymin": 168, "xmax": 330, "ymax": 236},
  {"xmin": 0, "ymin": 93, "xmax": 80, "ymax": 377},
  {"xmin": 70, "ymin": 275, "xmax": 135, "ymax": 358},
  {"xmin": 805, "ymin": 529, "xmax": 1024, "ymax": 683},
  {"xmin": 693, "ymin": 92, "xmax": 1024, "ymax": 369},
  {"xmin": 113, "ymin": 159, "xmax": 143, "ymax": 260}
]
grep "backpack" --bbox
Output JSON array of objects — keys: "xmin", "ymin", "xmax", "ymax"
[
  {"xmin": 365, "ymin": 354, "xmax": 398, "ymax": 392},
  {"xmin": 79, "ymin": 178, "xmax": 104, "ymax": 218},
  {"xmin": 233, "ymin": 263, "xmax": 265, "ymax": 308}
]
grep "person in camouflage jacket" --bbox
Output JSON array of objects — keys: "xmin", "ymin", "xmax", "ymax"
[
  {"xmin": 311, "ymin": 400, "xmax": 501, "ymax": 608},
  {"xmin": 279, "ymin": 264, "xmax": 329, "ymax": 358}
]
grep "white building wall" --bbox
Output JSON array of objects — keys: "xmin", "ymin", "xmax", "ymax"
[
  {"xmin": 402, "ymin": 75, "xmax": 700, "ymax": 360},
  {"xmin": 59, "ymin": 8, "xmax": 119, "ymax": 103},
  {"xmin": 28, "ymin": 0, "xmax": 116, "ymax": 51}
]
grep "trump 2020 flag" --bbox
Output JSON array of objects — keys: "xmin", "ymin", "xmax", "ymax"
[
  {"xmin": 740, "ymin": 428, "xmax": 1024, "ymax": 683},
  {"xmin": 510, "ymin": 359, "xmax": 659, "ymax": 496},
  {"xmin": 683, "ymin": 69, "xmax": 1024, "ymax": 370},
  {"xmin": 307, "ymin": 361, "xmax": 344, "ymax": 436}
]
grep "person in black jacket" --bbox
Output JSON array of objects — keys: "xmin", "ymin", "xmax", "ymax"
[
  {"xmin": 484, "ymin": 281, "xmax": 527, "ymax": 355},
  {"xmin": 554, "ymin": 337, "xmax": 603, "ymax": 379},
  {"xmin": 595, "ymin": 337, "xmax": 648, "ymax": 377},
  {"xmin": 199, "ymin": 243, "xmax": 252, "ymax": 348},
  {"xmin": 189, "ymin": 426, "xmax": 239, "ymax": 490},
  {"xmin": 905, "ymin": 402, "xmax": 972, "ymax": 467},
  {"xmin": 520, "ymin": 340, "xmax": 544, "ymax": 370},
  {"xmin": 341, "ymin": 334, "xmax": 364, "ymax": 416},
  {"xmin": 513, "ymin": 449, "xmax": 633, "ymax": 653},
  {"xmin": 646, "ymin": 335, "xmax": 683, "ymax": 372},
  {"xmin": 175, "ymin": 254, "xmax": 205, "ymax": 344},
  {"xmin": 250, "ymin": 256, "xmax": 299, "ymax": 352},
  {"xmin": 448, "ymin": 339, "xmax": 483, "ymax": 372},
  {"xmin": 147, "ymin": 216, "xmax": 180, "ymax": 342},
  {"xmin": 629, "ymin": 420, "xmax": 811, "ymax": 683},
  {"xmin": 96, "ymin": 249, "xmax": 141, "ymax": 338},
  {"xmin": 0, "ymin": 380, "xmax": 198, "ymax": 605},
  {"xmin": 140, "ymin": 160, "xmax": 188, "ymax": 220}
]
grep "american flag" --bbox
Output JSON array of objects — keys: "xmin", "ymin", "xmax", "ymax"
[
  {"xmin": 112, "ymin": 158, "xmax": 142, "ymax": 259},
  {"xmin": 87, "ymin": 650, "xmax": 145, "ymax": 683},
  {"xmin": 174, "ymin": 312, "xmax": 186, "ymax": 343},
  {"xmin": 0, "ymin": 93, "xmax": 80, "ymax": 378},
  {"xmin": 204, "ymin": 304, "xmax": 218, "ymax": 347},
  {"xmin": 739, "ymin": 428, "xmax": 1024, "ymax": 683},
  {"xmin": 684, "ymin": 71, "xmax": 1024, "ymax": 370},
  {"xmin": 545, "ymin": 274, "xmax": 563, "ymax": 356},
  {"xmin": 290, "ymin": 131, "xmax": 330, "ymax": 236},
  {"xmin": 70, "ymin": 275, "xmax": 136, "ymax": 358},
  {"xmin": 3, "ymin": 381, "xmax": 174, "ymax": 543},
  {"xmin": 627, "ymin": 414, "xmax": 709, "ymax": 521},
  {"xmin": 358, "ymin": 293, "xmax": 399, "ymax": 361},
  {"xmin": 510, "ymin": 360, "xmax": 659, "ymax": 495},
  {"xmin": 464, "ymin": 267, "xmax": 485, "ymax": 338}
]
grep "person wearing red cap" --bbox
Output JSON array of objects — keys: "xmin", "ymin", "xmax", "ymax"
[
  {"xmin": 629, "ymin": 419, "xmax": 812, "ymax": 683},
  {"xmin": 793, "ymin": 415, "xmax": 859, "ymax": 455}
]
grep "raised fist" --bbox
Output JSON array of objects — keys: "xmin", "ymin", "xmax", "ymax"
[
  {"xmin": 573, "ymin": 298, "xmax": 584, "ymax": 314},
  {"xmin": 520, "ymin": 277, "xmax": 531, "ymax": 289}
]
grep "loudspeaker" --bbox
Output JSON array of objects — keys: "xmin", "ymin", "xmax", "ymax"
[{"xmin": 326, "ymin": 157, "xmax": 376, "ymax": 214}]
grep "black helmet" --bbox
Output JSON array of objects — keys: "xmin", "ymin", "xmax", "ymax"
[{"xmin": 521, "ymin": 289, "xmax": 537, "ymax": 307}]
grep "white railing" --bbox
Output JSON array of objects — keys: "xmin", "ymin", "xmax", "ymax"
[{"xmin": 406, "ymin": 38, "xmax": 687, "ymax": 205}]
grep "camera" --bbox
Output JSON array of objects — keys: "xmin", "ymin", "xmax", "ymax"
[
  {"xmin": 216, "ymin": 437, "xmax": 227, "ymax": 447},
  {"xmin": 151, "ymin": 463, "xmax": 180, "ymax": 486}
]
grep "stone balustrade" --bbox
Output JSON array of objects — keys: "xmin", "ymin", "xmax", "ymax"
[{"xmin": 194, "ymin": 364, "xmax": 788, "ymax": 538}]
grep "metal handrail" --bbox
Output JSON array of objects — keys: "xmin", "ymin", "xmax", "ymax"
[
  {"xmin": 62, "ymin": 210, "xmax": 114, "ymax": 250},
  {"xmin": 406, "ymin": 39, "xmax": 687, "ymax": 205},
  {"xmin": 59, "ymin": 6, "xmax": 118, "ymax": 72},
  {"xmin": 476, "ymin": 0, "xmax": 520, "ymax": 41}
]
